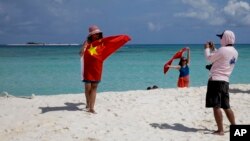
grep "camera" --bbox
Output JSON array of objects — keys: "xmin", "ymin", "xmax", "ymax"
[
  {"xmin": 208, "ymin": 42, "xmax": 212, "ymax": 46},
  {"xmin": 205, "ymin": 41, "xmax": 215, "ymax": 71},
  {"xmin": 207, "ymin": 41, "xmax": 215, "ymax": 51},
  {"xmin": 205, "ymin": 64, "xmax": 212, "ymax": 70}
]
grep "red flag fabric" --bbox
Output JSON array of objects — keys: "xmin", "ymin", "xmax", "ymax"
[
  {"xmin": 83, "ymin": 35, "xmax": 131, "ymax": 81},
  {"xmin": 163, "ymin": 48, "xmax": 187, "ymax": 74}
]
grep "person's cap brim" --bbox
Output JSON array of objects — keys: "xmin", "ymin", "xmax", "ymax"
[{"xmin": 216, "ymin": 34, "xmax": 223, "ymax": 38}]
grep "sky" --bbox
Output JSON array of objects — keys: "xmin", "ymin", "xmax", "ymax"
[{"xmin": 0, "ymin": 0, "xmax": 250, "ymax": 44}]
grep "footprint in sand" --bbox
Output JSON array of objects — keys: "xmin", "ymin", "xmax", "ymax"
[
  {"xmin": 113, "ymin": 113, "xmax": 118, "ymax": 117},
  {"xmin": 84, "ymin": 137, "xmax": 99, "ymax": 141}
]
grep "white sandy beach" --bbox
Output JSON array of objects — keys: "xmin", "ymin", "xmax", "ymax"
[{"xmin": 0, "ymin": 84, "xmax": 250, "ymax": 141}]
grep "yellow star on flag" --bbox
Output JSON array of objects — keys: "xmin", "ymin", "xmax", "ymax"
[{"xmin": 88, "ymin": 45, "xmax": 98, "ymax": 56}]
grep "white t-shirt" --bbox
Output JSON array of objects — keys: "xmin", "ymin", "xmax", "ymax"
[{"xmin": 205, "ymin": 46, "xmax": 238, "ymax": 82}]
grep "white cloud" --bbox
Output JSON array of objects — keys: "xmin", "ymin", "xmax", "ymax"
[
  {"xmin": 147, "ymin": 22, "xmax": 162, "ymax": 31},
  {"xmin": 224, "ymin": 0, "xmax": 250, "ymax": 16},
  {"xmin": 177, "ymin": 0, "xmax": 250, "ymax": 26},
  {"xmin": 224, "ymin": 0, "xmax": 250, "ymax": 26},
  {"xmin": 176, "ymin": 0, "xmax": 224, "ymax": 25}
]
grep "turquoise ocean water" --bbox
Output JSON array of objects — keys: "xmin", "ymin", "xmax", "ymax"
[{"xmin": 0, "ymin": 44, "xmax": 249, "ymax": 96}]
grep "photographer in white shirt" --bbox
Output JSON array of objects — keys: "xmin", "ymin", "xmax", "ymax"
[{"xmin": 204, "ymin": 30, "xmax": 238, "ymax": 135}]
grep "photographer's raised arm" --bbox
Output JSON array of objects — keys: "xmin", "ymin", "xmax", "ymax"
[{"xmin": 204, "ymin": 42, "xmax": 221, "ymax": 63}]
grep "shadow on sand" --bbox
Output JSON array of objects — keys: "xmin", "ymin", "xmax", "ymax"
[
  {"xmin": 150, "ymin": 123, "xmax": 213, "ymax": 133},
  {"xmin": 39, "ymin": 102, "xmax": 85, "ymax": 114},
  {"xmin": 229, "ymin": 88, "xmax": 250, "ymax": 94}
]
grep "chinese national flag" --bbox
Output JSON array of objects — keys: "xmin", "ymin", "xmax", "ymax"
[
  {"xmin": 83, "ymin": 35, "xmax": 131, "ymax": 81},
  {"xmin": 163, "ymin": 48, "xmax": 187, "ymax": 74}
]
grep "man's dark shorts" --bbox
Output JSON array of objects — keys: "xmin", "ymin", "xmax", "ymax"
[{"xmin": 206, "ymin": 80, "xmax": 230, "ymax": 109}]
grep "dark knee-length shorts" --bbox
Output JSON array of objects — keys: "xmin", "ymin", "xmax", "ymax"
[{"xmin": 206, "ymin": 80, "xmax": 230, "ymax": 109}]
